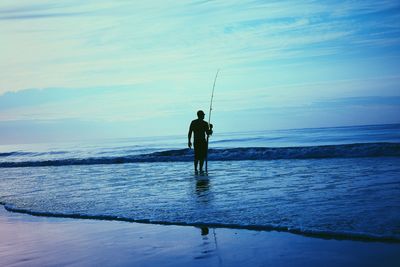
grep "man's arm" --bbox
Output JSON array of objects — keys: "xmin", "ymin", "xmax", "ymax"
[
  {"xmin": 206, "ymin": 123, "xmax": 213, "ymax": 136},
  {"xmin": 188, "ymin": 122, "xmax": 193, "ymax": 148}
]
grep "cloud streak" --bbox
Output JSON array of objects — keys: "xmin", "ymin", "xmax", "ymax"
[{"xmin": 1, "ymin": 1, "xmax": 400, "ymax": 92}]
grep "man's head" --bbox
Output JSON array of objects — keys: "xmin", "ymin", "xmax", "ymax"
[{"xmin": 197, "ymin": 110, "xmax": 205, "ymax": 119}]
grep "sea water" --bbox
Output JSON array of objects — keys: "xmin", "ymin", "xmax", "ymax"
[{"xmin": 0, "ymin": 124, "xmax": 399, "ymax": 241}]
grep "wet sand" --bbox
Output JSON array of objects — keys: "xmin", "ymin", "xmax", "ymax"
[{"xmin": 0, "ymin": 206, "xmax": 399, "ymax": 267}]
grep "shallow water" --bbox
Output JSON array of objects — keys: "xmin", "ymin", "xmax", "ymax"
[
  {"xmin": 1, "ymin": 124, "xmax": 399, "ymax": 241},
  {"xmin": 1, "ymin": 157, "xmax": 399, "ymax": 241}
]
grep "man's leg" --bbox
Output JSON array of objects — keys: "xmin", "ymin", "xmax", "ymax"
[
  {"xmin": 199, "ymin": 159, "xmax": 204, "ymax": 172},
  {"xmin": 199, "ymin": 141, "xmax": 207, "ymax": 173},
  {"xmin": 194, "ymin": 159, "xmax": 199, "ymax": 173}
]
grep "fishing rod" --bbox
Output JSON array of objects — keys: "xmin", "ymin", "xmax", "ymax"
[{"xmin": 206, "ymin": 69, "xmax": 220, "ymax": 173}]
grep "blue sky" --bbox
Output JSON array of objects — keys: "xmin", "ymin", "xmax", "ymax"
[{"xmin": 1, "ymin": 0, "xmax": 400, "ymax": 144}]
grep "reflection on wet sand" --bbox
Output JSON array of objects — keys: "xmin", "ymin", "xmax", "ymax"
[{"xmin": 193, "ymin": 177, "xmax": 222, "ymax": 263}]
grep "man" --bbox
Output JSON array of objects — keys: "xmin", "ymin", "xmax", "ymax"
[{"xmin": 188, "ymin": 110, "xmax": 213, "ymax": 174}]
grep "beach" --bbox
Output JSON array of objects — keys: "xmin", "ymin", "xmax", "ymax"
[{"xmin": 1, "ymin": 206, "xmax": 399, "ymax": 267}]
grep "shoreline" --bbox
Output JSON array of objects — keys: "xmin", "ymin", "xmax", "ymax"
[
  {"xmin": 1, "ymin": 206, "xmax": 399, "ymax": 267},
  {"xmin": 3, "ymin": 203, "xmax": 399, "ymax": 244}
]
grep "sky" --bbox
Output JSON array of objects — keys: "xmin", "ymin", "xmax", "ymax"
[{"xmin": 1, "ymin": 0, "xmax": 400, "ymax": 144}]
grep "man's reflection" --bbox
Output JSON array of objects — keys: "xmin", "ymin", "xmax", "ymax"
[
  {"xmin": 193, "ymin": 178, "xmax": 219, "ymax": 260},
  {"xmin": 200, "ymin": 226, "xmax": 209, "ymax": 236},
  {"xmin": 196, "ymin": 178, "xmax": 210, "ymax": 194},
  {"xmin": 195, "ymin": 177, "xmax": 211, "ymax": 204}
]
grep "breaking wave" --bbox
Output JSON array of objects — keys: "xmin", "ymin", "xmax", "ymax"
[{"xmin": 1, "ymin": 142, "xmax": 399, "ymax": 168}]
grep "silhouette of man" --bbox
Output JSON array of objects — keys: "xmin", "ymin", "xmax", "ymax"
[{"xmin": 188, "ymin": 110, "xmax": 213, "ymax": 174}]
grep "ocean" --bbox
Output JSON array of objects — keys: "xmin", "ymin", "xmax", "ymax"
[{"xmin": 0, "ymin": 124, "xmax": 399, "ymax": 242}]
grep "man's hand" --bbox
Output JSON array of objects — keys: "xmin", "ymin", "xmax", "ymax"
[{"xmin": 188, "ymin": 141, "xmax": 192, "ymax": 149}]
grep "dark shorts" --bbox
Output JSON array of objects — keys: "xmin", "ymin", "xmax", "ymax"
[{"xmin": 194, "ymin": 141, "xmax": 207, "ymax": 160}]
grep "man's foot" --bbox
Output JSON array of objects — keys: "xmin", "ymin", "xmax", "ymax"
[{"xmin": 195, "ymin": 170, "xmax": 199, "ymax": 175}]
